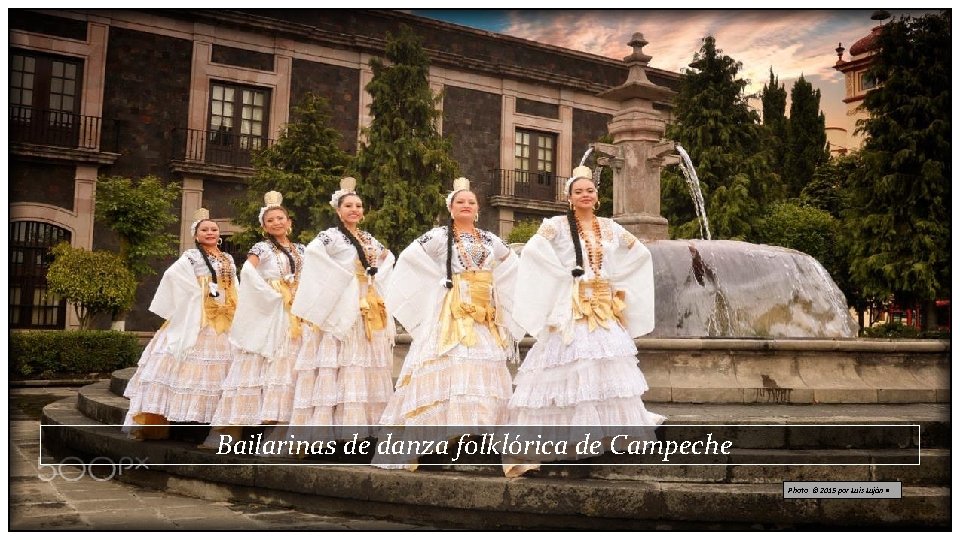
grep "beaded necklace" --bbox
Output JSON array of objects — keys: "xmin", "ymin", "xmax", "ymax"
[
  {"xmin": 271, "ymin": 241, "xmax": 301, "ymax": 283},
  {"xmin": 452, "ymin": 224, "xmax": 487, "ymax": 269},
  {"xmin": 574, "ymin": 215, "xmax": 604, "ymax": 275},
  {"xmin": 203, "ymin": 249, "xmax": 234, "ymax": 282},
  {"xmin": 349, "ymin": 229, "xmax": 378, "ymax": 267}
]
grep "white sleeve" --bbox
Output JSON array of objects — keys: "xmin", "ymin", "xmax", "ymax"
[
  {"xmin": 291, "ymin": 236, "xmax": 359, "ymax": 338},
  {"xmin": 512, "ymin": 232, "xmax": 575, "ymax": 340},
  {"xmin": 607, "ymin": 221, "xmax": 656, "ymax": 337},
  {"xmin": 384, "ymin": 240, "xmax": 444, "ymax": 342},
  {"xmin": 229, "ymin": 263, "xmax": 288, "ymax": 359},
  {"xmin": 149, "ymin": 255, "xmax": 204, "ymax": 358}
]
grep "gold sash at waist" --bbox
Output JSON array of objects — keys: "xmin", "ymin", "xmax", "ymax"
[
  {"xmin": 355, "ymin": 269, "xmax": 387, "ymax": 341},
  {"xmin": 572, "ymin": 278, "xmax": 627, "ymax": 332},
  {"xmin": 198, "ymin": 276, "xmax": 237, "ymax": 334},
  {"xmin": 268, "ymin": 279, "xmax": 304, "ymax": 340},
  {"xmin": 437, "ymin": 270, "xmax": 505, "ymax": 352}
]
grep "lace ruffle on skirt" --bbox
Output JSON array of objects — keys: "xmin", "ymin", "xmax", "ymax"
[
  {"xmin": 210, "ymin": 333, "xmax": 302, "ymax": 426},
  {"xmin": 123, "ymin": 326, "xmax": 232, "ymax": 426},
  {"xmin": 291, "ymin": 321, "xmax": 394, "ymax": 429}
]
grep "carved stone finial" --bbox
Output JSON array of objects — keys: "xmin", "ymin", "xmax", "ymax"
[{"xmin": 625, "ymin": 32, "xmax": 652, "ymax": 64}]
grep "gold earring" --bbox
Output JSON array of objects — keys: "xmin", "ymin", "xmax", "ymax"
[
  {"xmin": 217, "ymin": 237, "xmax": 223, "ymax": 246},
  {"xmin": 568, "ymin": 201, "xmax": 573, "ymax": 210},
  {"xmin": 594, "ymin": 200, "xmax": 600, "ymax": 210},
  {"xmin": 287, "ymin": 226, "xmax": 293, "ymax": 235},
  {"xmin": 474, "ymin": 212, "xmax": 479, "ymax": 223}
]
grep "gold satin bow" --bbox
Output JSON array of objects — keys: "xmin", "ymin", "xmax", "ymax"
[
  {"xmin": 572, "ymin": 278, "xmax": 627, "ymax": 332},
  {"xmin": 437, "ymin": 270, "xmax": 505, "ymax": 352},
  {"xmin": 199, "ymin": 276, "xmax": 237, "ymax": 334},
  {"xmin": 269, "ymin": 279, "xmax": 303, "ymax": 340},
  {"xmin": 356, "ymin": 269, "xmax": 388, "ymax": 341}
]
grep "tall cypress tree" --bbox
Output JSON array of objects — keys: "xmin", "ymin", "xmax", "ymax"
[
  {"xmin": 354, "ymin": 24, "xmax": 459, "ymax": 250},
  {"xmin": 844, "ymin": 11, "xmax": 951, "ymax": 330},
  {"xmin": 761, "ymin": 68, "xmax": 788, "ymax": 180},
  {"xmin": 232, "ymin": 92, "xmax": 350, "ymax": 246},
  {"xmin": 662, "ymin": 36, "xmax": 779, "ymax": 240},
  {"xmin": 783, "ymin": 75, "xmax": 829, "ymax": 198}
]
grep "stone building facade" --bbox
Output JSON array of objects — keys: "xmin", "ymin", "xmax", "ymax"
[{"xmin": 9, "ymin": 8, "xmax": 679, "ymax": 331}]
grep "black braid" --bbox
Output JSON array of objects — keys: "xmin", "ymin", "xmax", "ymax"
[
  {"xmin": 337, "ymin": 221, "xmax": 377, "ymax": 276},
  {"xmin": 194, "ymin": 240, "xmax": 220, "ymax": 297},
  {"xmin": 567, "ymin": 210, "xmax": 585, "ymax": 277},
  {"xmin": 267, "ymin": 234, "xmax": 297, "ymax": 276},
  {"xmin": 444, "ymin": 218, "xmax": 454, "ymax": 289}
]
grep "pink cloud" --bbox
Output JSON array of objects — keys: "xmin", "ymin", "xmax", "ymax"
[{"xmin": 499, "ymin": 9, "xmax": 922, "ymax": 134}]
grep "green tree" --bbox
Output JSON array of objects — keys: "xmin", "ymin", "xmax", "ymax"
[
  {"xmin": 845, "ymin": 11, "xmax": 950, "ymax": 330},
  {"xmin": 761, "ymin": 68, "xmax": 788, "ymax": 180},
  {"xmin": 783, "ymin": 75, "xmax": 829, "ymax": 197},
  {"xmin": 796, "ymin": 153, "xmax": 875, "ymax": 327},
  {"xmin": 354, "ymin": 25, "xmax": 459, "ymax": 249},
  {"xmin": 756, "ymin": 202, "xmax": 840, "ymax": 274},
  {"xmin": 95, "ymin": 175, "xmax": 180, "ymax": 278},
  {"xmin": 506, "ymin": 220, "xmax": 540, "ymax": 244},
  {"xmin": 800, "ymin": 153, "xmax": 858, "ymax": 220},
  {"xmin": 662, "ymin": 36, "xmax": 779, "ymax": 240},
  {"xmin": 46, "ymin": 243, "xmax": 137, "ymax": 329},
  {"xmin": 232, "ymin": 92, "xmax": 351, "ymax": 246}
]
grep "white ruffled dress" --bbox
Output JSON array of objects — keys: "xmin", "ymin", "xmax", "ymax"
[
  {"xmin": 123, "ymin": 249, "xmax": 238, "ymax": 431},
  {"xmin": 505, "ymin": 216, "xmax": 665, "ymax": 475},
  {"xmin": 289, "ymin": 228, "xmax": 396, "ymax": 428},
  {"xmin": 375, "ymin": 227, "xmax": 522, "ymax": 468},
  {"xmin": 211, "ymin": 240, "xmax": 306, "ymax": 425}
]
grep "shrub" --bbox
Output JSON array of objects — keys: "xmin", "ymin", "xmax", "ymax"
[
  {"xmin": 46, "ymin": 243, "xmax": 137, "ymax": 329},
  {"xmin": 507, "ymin": 220, "xmax": 540, "ymax": 244},
  {"xmin": 754, "ymin": 202, "xmax": 839, "ymax": 265},
  {"xmin": 10, "ymin": 330, "xmax": 142, "ymax": 378},
  {"xmin": 861, "ymin": 322, "xmax": 921, "ymax": 339}
]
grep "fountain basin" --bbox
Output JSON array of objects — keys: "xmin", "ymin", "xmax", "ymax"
[{"xmin": 647, "ymin": 239, "xmax": 859, "ymax": 338}]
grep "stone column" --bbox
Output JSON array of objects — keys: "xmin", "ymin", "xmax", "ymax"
[
  {"xmin": 179, "ymin": 177, "xmax": 204, "ymax": 251},
  {"xmin": 598, "ymin": 33, "xmax": 676, "ymax": 241}
]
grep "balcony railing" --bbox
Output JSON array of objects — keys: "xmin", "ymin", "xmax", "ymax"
[
  {"xmin": 173, "ymin": 127, "xmax": 274, "ymax": 169},
  {"xmin": 9, "ymin": 105, "xmax": 117, "ymax": 151},
  {"xmin": 491, "ymin": 168, "xmax": 564, "ymax": 203}
]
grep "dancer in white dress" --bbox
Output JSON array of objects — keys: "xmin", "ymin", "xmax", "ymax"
[
  {"xmin": 291, "ymin": 177, "xmax": 396, "ymax": 432},
  {"xmin": 376, "ymin": 177, "xmax": 522, "ymax": 469},
  {"xmin": 504, "ymin": 165, "xmax": 665, "ymax": 477},
  {"xmin": 123, "ymin": 208, "xmax": 238, "ymax": 440},
  {"xmin": 211, "ymin": 191, "xmax": 306, "ymax": 430}
]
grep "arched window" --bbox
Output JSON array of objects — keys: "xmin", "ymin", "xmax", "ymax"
[{"xmin": 9, "ymin": 221, "xmax": 70, "ymax": 328}]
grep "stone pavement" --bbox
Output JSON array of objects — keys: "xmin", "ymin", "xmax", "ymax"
[{"xmin": 9, "ymin": 387, "xmax": 432, "ymax": 531}]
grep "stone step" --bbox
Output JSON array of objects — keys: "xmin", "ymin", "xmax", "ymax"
[
  {"xmin": 110, "ymin": 334, "xmax": 951, "ymax": 406},
  {"xmin": 74, "ymin": 380, "xmax": 949, "ymax": 487},
  {"xmin": 86, "ymin": 379, "xmax": 952, "ymax": 450},
  {"xmin": 41, "ymin": 397, "xmax": 951, "ymax": 529}
]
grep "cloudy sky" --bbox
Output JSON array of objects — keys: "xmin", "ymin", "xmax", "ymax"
[{"xmin": 411, "ymin": 8, "xmax": 938, "ymax": 136}]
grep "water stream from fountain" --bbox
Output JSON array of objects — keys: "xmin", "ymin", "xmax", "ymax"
[{"xmin": 676, "ymin": 144, "xmax": 711, "ymax": 241}]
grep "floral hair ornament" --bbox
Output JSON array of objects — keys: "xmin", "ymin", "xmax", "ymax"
[
  {"xmin": 258, "ymin": 190, "xmax": 284, "ymax": 225},
  {"xmin": 445, "ymin": 177, "xmax": 472, "ymax": 210},
  {"xmin": 190, "ymin": 207, "xmax": 211, "ymax": 236},
  {"xmin": 329, "ymin": 177, "xmax": 358, "ymax": 208},
  {"xmin": 564, "ymin": 165, "xmax": 596, "ymax": 195}
]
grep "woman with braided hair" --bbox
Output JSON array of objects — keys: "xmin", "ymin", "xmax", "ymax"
[
  {"xmin": 211, "ymin": 191, "xmax": 306, "ymax": 429},
  {"xmin": 123, "ymin": 208, "xmax": 238, "ymax": 440},
  {"xmin": 374, "ymin": 177, "xmax": 522, "ymax": 470},
  {"xmin": 289, "ymin": 177, "xmax": 396, "ymax": 430},
  {"xmin": 503, "ymin": 165, "xmax": 665, "ymax": 477}
]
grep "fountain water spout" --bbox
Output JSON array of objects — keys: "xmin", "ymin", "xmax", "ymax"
[{"xmin": 675, "ymin": 144, "xmax": 711, "ymax": 241}]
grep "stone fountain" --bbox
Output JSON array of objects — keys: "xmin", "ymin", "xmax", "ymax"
[{"xmin": 594, "ymin": 33, "xmax": 858, "ymax": 338}]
